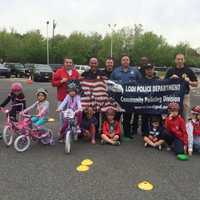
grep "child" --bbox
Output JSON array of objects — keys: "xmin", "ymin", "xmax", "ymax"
[
  {"xmin": 186, "ymin": 106, "xmax": 200, "ymax": 155},
  {"xmin": 143, "ymin": 116, "xmax": 165, "ymax": 150},
  {"xmin": 81, "ymin": 107, "xmax": 97, "ymax": 144},
  {"xmin": 0, "ymin": 82, "xmax": 26, "ymax": 121},
  {"xmin": 163, "ymin": 102, "xmax": 188, "ymax": 155},
  {"xmin": 23, "ymin": 88, "xmax": 49, "ymax": 127},
  {"xmin": 101, "ymin": 108, "xmax": 121, "ymax": 145},
  {"xmin": 57, "ymin": 82, "xmax": 82, "ymax": 140}
]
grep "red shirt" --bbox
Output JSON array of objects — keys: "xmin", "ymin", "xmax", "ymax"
[
  {"xmin": 52, "ymin": 67, "xmax": 79, "ymax": 101},
  {"xmin": 102, "ymin": 120, "xmax": 121, "ymax": 136},
  {"xmin": 165, "ymin": 115, "xmax": 188, "ymax": 145}
]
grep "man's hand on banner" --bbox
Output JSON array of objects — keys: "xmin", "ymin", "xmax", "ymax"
[{"xmin": 171, "ymin": 74, "xmax": 179, "ymax": 79}]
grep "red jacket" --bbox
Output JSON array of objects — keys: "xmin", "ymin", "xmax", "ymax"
[
  {"xmin": 165, "ymin": 115, "xmax": 188, "ymax": 145},
  {"xmin": 102, "ymin": 120, "xmax": 121, "ymax": 136},
  {"xmin": 52, "ymin": 67, "xmax": 79, "ymax": 101}
]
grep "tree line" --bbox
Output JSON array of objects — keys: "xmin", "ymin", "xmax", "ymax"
[{"xmin": 0, "ymin": 24, "xmax": 200, "ymax": 67}]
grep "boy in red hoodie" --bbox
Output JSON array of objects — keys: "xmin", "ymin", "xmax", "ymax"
[
  {"xmin": 101, "ymin": 108, "xmax": 121, "ymax": 145},
  {"xmin": 163, "ymin": 102, "xmax": 188, "ymax": 155}
]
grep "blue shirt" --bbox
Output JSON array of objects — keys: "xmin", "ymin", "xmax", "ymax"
[{"xmin": 110, "ymin": 66, "xmax": 142, "ymax": 84}]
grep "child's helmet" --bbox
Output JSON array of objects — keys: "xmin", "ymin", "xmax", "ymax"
[
  {"xmin": 11, "ymin": 82, "xmax": 23, "ymax": 92},
  {"xmin": 106, "ymin": 108, "xmax": 116, "ymax": 116},
  {"xmin": 36, "ymin": 88, "xmax": 48, "ymax": 97},
  {"xmin": 67, "ymin": 82, "xmax": 78, "ymax": 93},
  {"xmin": 191, "ymin": 106, "xmax": 200, "ymax": 114},
  {"xmin": 168, "ymin": 102, "xmax": 180, "ymax": 111}
]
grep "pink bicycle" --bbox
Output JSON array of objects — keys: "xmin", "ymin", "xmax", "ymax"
[
  {"xmin": 1, "ymin": 103, "xmax": 24, "ymax": 147},
  {"xmin": 14, "ymin": 113, "xmax": 54, "ymax": 152}
]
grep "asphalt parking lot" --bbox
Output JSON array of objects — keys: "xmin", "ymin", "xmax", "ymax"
[{"xmin": 0, "ymin": 78, "xmax": 200, "ymax": 200}]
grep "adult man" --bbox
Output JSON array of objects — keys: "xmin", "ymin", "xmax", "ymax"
[
  {"xmin": 102, "ymin": 57, "xmax": 115, "ymax": 79},
  {"xmin": 137, "ymin": 56, "xmax": 150, "ymax": 77},
  {"xmin": 81, "ymin": 57, "xmax": 103, "ymax": 79},
  {"xmin": 52, "ymin": 57, "xmax": 79, "ymax": 127},
  {"xmin": 165, "ymin": 53, "xmax": 198, "ymax": 120},
  {"xmin": 111, "ymin": 55, "xmax": 142, "ymax": 139}
]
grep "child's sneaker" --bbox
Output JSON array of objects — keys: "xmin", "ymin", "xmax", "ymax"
[
  {"xmin": 58, "ymin": 136, "xmax": 64, "ymax": 143},
  {"xmin": 101, "ymin": 140, "xmax": 106, "ymax": 145},
  {"xmin": 158, "ymin": 145, "xmax": 162, "ymax": 151},
  {"xmin": 166, "ymin": 147, "xmax": 171, "ymax": 151},
  {"xmin": 91, "ymin": 139, "xmax": 96, "ymax": 144},
  {"xmin": 144, "ymin": 143, "xmax": 148, "ymax": 148},
  {"xmin": 113, "ymin": 141, "xmax": 120, "ymax": 146}
]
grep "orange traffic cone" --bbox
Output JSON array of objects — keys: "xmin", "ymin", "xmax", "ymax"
[{"xmin": 26, "ymin": 76, "xmax": 33, "ymax": 84}]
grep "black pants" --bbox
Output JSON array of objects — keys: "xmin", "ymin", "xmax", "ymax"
[
  {"xmin": 9, "ymin": 106, "xmax": 22, "ymax": 121},
  {"xmin": 123, "ymin": 112, "xmax": 133, "ymax": 137},
  {"xmin": 132, "ymin": 113, "xmax": 139, "ymax": 135},
  {"xmin": 162, "ymin": 131, "xmax": 184, "ymax": 155},
  {"xmin": 132, "ymin": 113, "xmax": 150, "ymax": 135}
]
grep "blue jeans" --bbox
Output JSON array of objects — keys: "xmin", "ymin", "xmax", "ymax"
[
  {"xmin": 193, "ymin": 141, "xmax": 200, "ymax": 152},
  {"xmin": 31, "ymin": 116, "xmax": 47, "ymax": 126},
  {"xmin": 162, "ymin": 131, "xmax": 184, "ymax": 155}
]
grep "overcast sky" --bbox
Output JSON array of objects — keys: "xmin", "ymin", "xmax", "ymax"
[{"xmin": 0, "ymin": 0, "xmax": 200, "ymax": 48}]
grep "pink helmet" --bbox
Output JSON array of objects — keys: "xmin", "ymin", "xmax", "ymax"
[{"xmin": 11, "ymin": 82, "xmax": 23, "ymax": 92}]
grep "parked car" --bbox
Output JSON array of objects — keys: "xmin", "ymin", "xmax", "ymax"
[
  {"xmin": 0, "ymin": 64, "xmax": 11, "ymax": 78},
  {"xmin": 33, "ymin": 64, "xmax": 53, "ymax": 82},
  {"xmin": 75, "ymin": 65, "xmax": 90, "ymax": 74},
  {"xmin": 4, "ymin": 63, "xmax": 26, "ymax": 77},
  {"xmin": 49, "ymin": 64, "xmax": 62, "ymax": 72}
]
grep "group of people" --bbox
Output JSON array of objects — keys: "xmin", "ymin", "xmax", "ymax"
[{"xmin": 1, "ymin": 53, "xmax": 200, "ymax": 156}]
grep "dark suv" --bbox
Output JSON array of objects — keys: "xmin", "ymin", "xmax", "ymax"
[
  {"xmin": 33, "ymin": 64, "xmax": 53, "ymax": 82},
  {"xmin": 0, "ymin": 64, "xmax": 11, "ymax": 78},
  {"xmin": 4, "ymin": 63, "xmax": 26, "ymax": 77}
]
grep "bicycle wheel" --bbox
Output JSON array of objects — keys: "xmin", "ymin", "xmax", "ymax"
[
  {"xmin": 14, "ymin": 135, "xmax": 31, "ymax": 152},
  {"xmin": 65, "ymin": 131, "xmax": 71, "ymax": 154},
  {"xmin": 3, "ymin": 126, "xmax": 14, "ymax": 147},
  {"xmin": 40, "ymin": 129, "xmax": 54, "ymax": 145}
]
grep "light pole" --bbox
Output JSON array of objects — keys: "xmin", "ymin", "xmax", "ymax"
[
  {"xmin": 46, "ymin": 21, "xmax": 50, "ymax": 65},
  {"xmin": 52, "ymin": 19, "xmax": 56, "ymax": 63},
  {"xmin": 108, "ymin": 24, "xmax": 116, "ymax": 57}
]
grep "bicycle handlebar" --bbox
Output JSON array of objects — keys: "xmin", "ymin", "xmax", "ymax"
[
  {"xmin": 19, "ymin": 112, "xmax": 32, "ymax": 118},
  {"xmin": 0, "ymin": 103, "xmax": 24, "ymax": 113}
]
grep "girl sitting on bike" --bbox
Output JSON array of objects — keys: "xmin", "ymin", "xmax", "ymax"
[
  {"xmin": 22, "ymin": 88, "xmax": 49, "ymax": 127},
  {"xmin": 57, "ymin": 82, "xmax": 82, "ymax": 141},
  {"xmin": 0, "ymin": 82, "xmax": 26, "ymax": 121}
]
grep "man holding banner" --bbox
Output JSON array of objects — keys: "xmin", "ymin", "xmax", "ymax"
[
  {"xmin": 111, "ymin": 55, "xmax": 142, "ymax": 139},
  {"xmin": 165, "ymin": 53, "xmax": 198, "ymax": 120}
]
